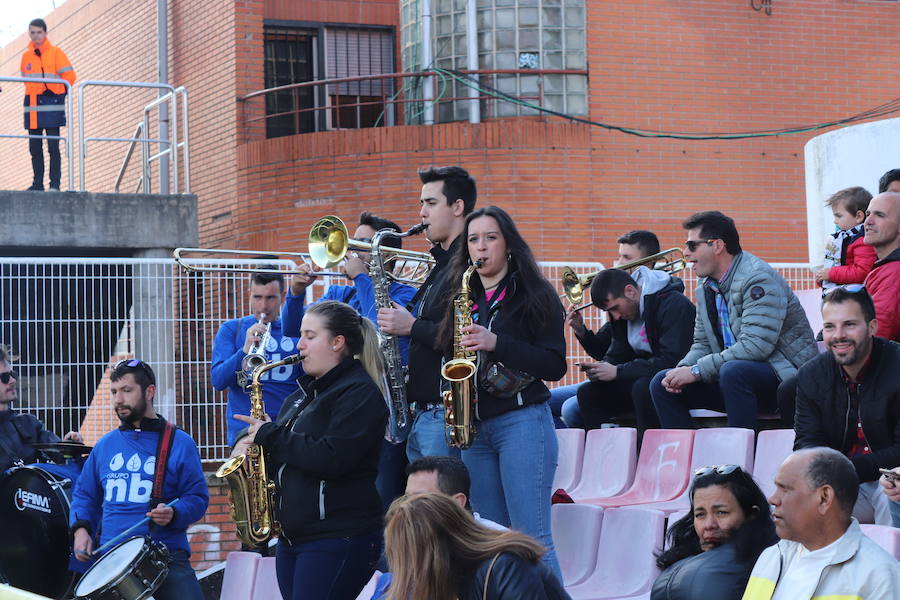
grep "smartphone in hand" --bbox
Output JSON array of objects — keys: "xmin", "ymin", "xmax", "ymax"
[{"xmin": 879, "ymin": 468, "xmax": 899, "ymax": 484}]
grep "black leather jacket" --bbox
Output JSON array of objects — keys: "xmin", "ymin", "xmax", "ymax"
[
  {"xmin": 794, "ymin": 337, "xmax": 900, "ymax": 483},
  {"xmin": 458, "ymin": 553, "xmax": 571, "ymax": 600},
  {"xmin": 0, "ymin": 410, "xmax": 59, "ymax": 472},
  {"xmin": 651, "ymin": 543, "xmax": 755, "ymax": 600}
]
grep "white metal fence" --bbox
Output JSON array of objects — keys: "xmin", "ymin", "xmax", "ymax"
[{"xmin": 0, "ymin": 258, "xmax": 813, "ymax": 463}]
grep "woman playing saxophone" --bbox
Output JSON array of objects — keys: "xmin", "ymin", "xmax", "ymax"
[
  {"xmin": 437, "ymin": 206, "xmax": 567, "ymax": 580},
  {"xmin": 234, "ymin": 300, "xmax": 388, "ymax": 600}
]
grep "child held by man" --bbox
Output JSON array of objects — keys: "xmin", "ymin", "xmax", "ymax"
[{"xmin": 815, "ymin": 186, "xmax": 877, "ymax": 296}]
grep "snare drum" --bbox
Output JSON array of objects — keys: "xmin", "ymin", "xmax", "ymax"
[
  {"xmin": 74, "ymin": 536, "xmax": 170, "ymax": 600},
  {"xmin": 0, "ymin": 464, "xmax": 75, "ymax": 598}
]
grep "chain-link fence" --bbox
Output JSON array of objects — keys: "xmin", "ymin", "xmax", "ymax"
[{"xmin": 0, "ymin": 257, "xmax": 813, "ymax": 463}]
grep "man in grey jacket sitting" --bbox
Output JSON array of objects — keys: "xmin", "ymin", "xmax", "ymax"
[{"xmin": 649, "ymin": 211, "xmax": 818, "ymax": 430}]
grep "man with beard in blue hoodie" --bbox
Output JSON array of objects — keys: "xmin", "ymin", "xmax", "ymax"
[
  {"xmin": 571, "ymin": 266, "xmax": 695, "ymax": 441},
  {"xmin": 70, "ymin": 359, "xmax": 209, "ymax": 600}
]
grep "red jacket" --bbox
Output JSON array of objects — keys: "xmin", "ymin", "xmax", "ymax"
[
  {"xmin": 865, "ymin": 247, "xmax": 900, "ymax": 342},
  {"xmin": 827, "ymin": 235, "xmax": 877, "ymax": 284},
  {"xmin": 19, "ymin": 38, "xmax": 76, "ymax": 129}
]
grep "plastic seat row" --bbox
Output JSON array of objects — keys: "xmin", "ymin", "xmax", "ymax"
[
  {"xmin": 219, "ymin": 552, "xmax": 282, "ymax": 600},
  {"xmin": 552, "ymin": 504, "xmax": 663, "ymax": 599},
  {"xmin": 555, "ymin": 427, "xmax": 796, "ymax": 512}
]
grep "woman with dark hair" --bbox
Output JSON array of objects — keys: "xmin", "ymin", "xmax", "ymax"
[
  {"xmin": 438, "ymin": 205, "xmax": 567, "ymax": 577},
  {"xmin": 651, "ymin": 465, "xmax": 778, "ymax": 600},
  {"xmin": 235, "ymin": 300, "xmax": 389, "ymax": 600},
  {"xmin": 384, "ymin": 492, "xmax": 570, "ymax": 600}
]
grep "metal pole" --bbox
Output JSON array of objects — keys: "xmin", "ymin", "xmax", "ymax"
[
  {"xmin": 421, "ymin": 0, "xmax": 434, "ymax": 125},
  {"xmin": 466, "ymin": 0, "xmax": 480, "ymax": 124},
  {"xmin": 157, "ymin": 0, "xmax": 170, "ymax": 194}
]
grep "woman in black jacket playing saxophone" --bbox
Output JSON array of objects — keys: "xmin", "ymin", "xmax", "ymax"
[{"xmin": 236, "ymin": 300, "xmax": 388, "ymax": 600}]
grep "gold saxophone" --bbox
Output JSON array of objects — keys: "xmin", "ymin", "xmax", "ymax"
[
  {"xmin": 441, "ymin": 259, "xmax": 482, "ymax": 449},
  {"xmin": 216, "ymin": 354, "xmax": 301, "ymax": 547}
]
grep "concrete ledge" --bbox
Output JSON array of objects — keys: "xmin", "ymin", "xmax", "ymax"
[{"xmin": 0, "ymin": 190, "xmax": 198, "ymax": 251}]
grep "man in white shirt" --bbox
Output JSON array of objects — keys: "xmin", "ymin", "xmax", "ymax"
[{"xmin": 742, "ymin": 448, "xmax": 900, "ymax": 600}]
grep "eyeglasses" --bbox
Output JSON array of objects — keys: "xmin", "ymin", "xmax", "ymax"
[
  {"xmin": 694, "ymin": 464, "xmax": 742, "ymax": 478},
  {"xmin": 684, "ymin": 239, "xmax": 718, "ymax": 252},
  {"xmin": 824, "ymin": 283, "xmax": 866, "ymax": 295},
  {"xmin": 352, "ymin": 237, "xmax": 372, "ymax": 244},
  {"xmin": 0, "ymin": 371, "xmax": 18, "ymax": 384},
  {"xmin": 113, "ymin": 358, "xmax": 156, "ymax": 383}
]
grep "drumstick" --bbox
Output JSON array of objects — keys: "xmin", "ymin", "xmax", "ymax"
[{"xmin": 84, "ymin": 498, "xmax": 181, "ymax": 557}]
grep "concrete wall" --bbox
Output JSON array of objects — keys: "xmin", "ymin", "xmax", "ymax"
[{"xmin": 804, "ymin": 117, "xmax": 900, "ymax": 266}]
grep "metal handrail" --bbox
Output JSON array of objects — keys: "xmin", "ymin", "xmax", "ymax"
[
  {"xmin": 0, "ymin": 76, "xmax": 74, "ymax": 190},
  {"xmin": 77, "ymin": 80, "xmax": 176, "ymax": 192},
  {"xmin": 239, "ymin": 68, "xmax": 588, "ymax": 133},
  {"xmin": 114, "ymin": 121, "xmax": 145, "ymax": 193}
]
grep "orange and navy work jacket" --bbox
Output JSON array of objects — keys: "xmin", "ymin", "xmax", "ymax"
[{"xmin": 19, "ymin": 38, "xmax": 76, "ymax": 130}]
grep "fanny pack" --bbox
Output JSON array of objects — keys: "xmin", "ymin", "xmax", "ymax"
[{"xmin": 479, "ymin": 360, "xmax": 534, "ymax": 398}]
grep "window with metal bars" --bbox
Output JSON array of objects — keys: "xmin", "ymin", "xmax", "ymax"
[{"xmin": 263, "ymin": 25, "xmax": 395, "ymax": 137}]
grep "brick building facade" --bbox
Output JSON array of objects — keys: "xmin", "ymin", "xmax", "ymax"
[{"xmin": 1, "ymin": 0, "xmax": 898, "ymax": 571}]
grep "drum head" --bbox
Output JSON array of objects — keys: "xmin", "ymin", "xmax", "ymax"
[
  {"xmin": 75, "ymin": 537, "xmax": 147, "ymax": 595},
  {"xmin": 0, "ymin": 466, "xmax": 74, "ymax": 598}
]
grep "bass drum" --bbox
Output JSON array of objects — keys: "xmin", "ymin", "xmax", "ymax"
[{"xmin": 0, "ymin": 464, "xmax": 77, "ymax": 598}]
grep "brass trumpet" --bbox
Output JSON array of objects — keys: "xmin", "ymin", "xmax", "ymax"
[{"xmin": 562, "ymin": 248, "xmax": 686, "ymax": 310}]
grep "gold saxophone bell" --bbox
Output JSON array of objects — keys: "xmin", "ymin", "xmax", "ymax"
[{"xmin": 561, "ymin": 248, "xmax": 687, "ymax": 311}]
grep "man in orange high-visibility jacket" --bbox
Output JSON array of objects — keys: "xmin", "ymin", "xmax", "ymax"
[{"xmin": 20, "ymin": 18, "xmax": 76, "ymax": 191}]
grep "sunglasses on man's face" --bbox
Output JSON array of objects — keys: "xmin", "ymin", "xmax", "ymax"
[
  {"xmin": 0, "ymin": 371, "xmax": 18, "ymax": 384},
  {"xmin": 684, "ymin": 239, "xmax": 717, "ymax": 252},
  {"xmin": 824, "ymin": 283, "xmax": 866, "ymax": 295}
]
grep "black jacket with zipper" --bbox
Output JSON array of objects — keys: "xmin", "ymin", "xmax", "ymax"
[
  {"xmin": 793, "ymin": 337, "xmax": 900, "ymax": 483},
  {"xmin": 408, "ymin": 236, "xmax": 461, "ymax": 408},
  {"xmin": 573, "ymin": 277, "xmax": 695, "ymax": 380},
  {"xmin": 458, "ymin": 552, "xmax": 571, "ymax": 600},
  {"xmin": 459, "ymin": 271, "xmax": 567, "ymax": 421},
  {"xmin": 0, "ymin": 410, "xmax": 60, "ymax": 472},
  {"xmin": 255, "ymin": 357, "xmax": 388, "ymax": 544}
]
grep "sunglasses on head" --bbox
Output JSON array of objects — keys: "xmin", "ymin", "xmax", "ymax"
[
  {"xmin": 824, "ymin": 283, "xmax": 866, "ymax": 295},
  {"xmin": 0, "ymin": 371, "xmax": 17, "ymax": 384},
  {"xmin": 684, "ymin": 239, "xmax": 718, "ymax": 252},
  {"xmin": 113, "ymin": 358, "xmax": 155, "ymax": 381},
  {"xmin": 694, "ymin": 464, "xmax": 742, "ymax": 478}
]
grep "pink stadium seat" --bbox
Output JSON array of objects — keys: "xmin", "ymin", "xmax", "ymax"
[
  {"xmin": 861, "ymin": 524, "xmax": 900, "ymax": 559},
  {"xmin": 794, "ymin": 289, "xmax": 823, "ymax": 337},
  {"xmin": 251, "ymin": 557, "xmax": 283, "ymax": 600},
  {"xmin": 220, "ymin": 551, "xmax": 260, "ymax": 600},
  {"xmin": 568, "ymin": 427, "xmax": 637, "ymax": 502},
  {"xmin": 553, "ymin": 428, "xmax": 586, "ymax": 492},
  {"xmin": 552, "ymin": 503, "xmax": 605, "ymax": 587},
  {"xmin": 566, "ymin": 507, "xmax": 665, "ymax": 600},
  {"xmin": 753, "ymin": 429, "xmax": 795, "ymax": 500},
  {"xmin": 641, "ymin": 428, "xmax": 755, "ymax": 514},
  {"xmin": 581, "ymin": 429, "xmax": 694, "ymax": 508}
]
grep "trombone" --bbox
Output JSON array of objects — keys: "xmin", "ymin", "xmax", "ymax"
[
  {"xmin": 174, "ymin": 215, "xmax": 435, "ymax": 285},
  {"xmin": 308, "ymin": 215, "xmax": 435, "ymax": 285},
  {"xmin": 561, "ymin": 248, "xmax": 686, "ymax": 311},
  {"xmin": 173, "ymin": 248, "xmax": 345, "ymax": 277}
]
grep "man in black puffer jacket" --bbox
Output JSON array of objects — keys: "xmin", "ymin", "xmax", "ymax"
[
  {"xmin": 571, "ymin": 267, "xmax": 695, "ymax": 437},
  {"xmin": 793, "ymin": 286, "xmax": 900, "ymax": 525}
]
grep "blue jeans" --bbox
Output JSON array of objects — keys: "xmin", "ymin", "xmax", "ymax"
[
  {"xmin": 650, "ymin": 360, "xmax": 780, "ymax": 429},
  {"xmin": 155, "ymin": 550, "xmax": 203, "ymax": 600},
  {"xmin": 548, "ymin": 383, "xmax": 584, "ymax": 428},
  {"xmin": 461, "ymin": 402, "xmax": 562, "ymax": 580},
  {"xmin": 406, "ymin": 407, "xmax": 461, "ymax": 462},
  {"xmin": 891, "ymin": 499, "xmax": 900, "ymax": 528},
  {"xmin": 275, "ymin": 531, "xmax": 381, "ymax": 600}
]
